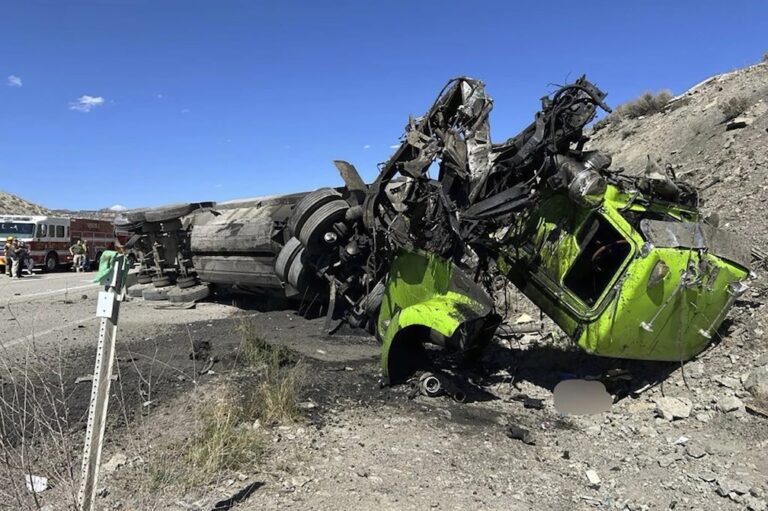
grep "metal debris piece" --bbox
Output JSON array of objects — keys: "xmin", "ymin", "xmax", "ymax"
[
  {"xmin": 585, "ymin": 469, "xmax": 601, "ymax": 488},
  {"xmin": 25, "ymin": 474, "xmax": 48, "ymax": 493}
]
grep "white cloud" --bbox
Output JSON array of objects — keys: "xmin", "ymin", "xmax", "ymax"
[
  {"xmin": 109, "ymin": 204, "xmax": 127, "ymax": 211},
  {"xmin": 180, "ymin": 108, "xmax": 190, "ymax": 114},
  {"xmin": 7, "ymin": 75, "xmax": 22, "ymax": 87},
  {"xmin": 156, "ymin": 93, "xmax": 164, "ymax": 99},
  {"xmin": 363, "ymin": 144, "xmax": 371, "ymax": 150},
  {"xmin": 69, "ymin": 95, "xmax": 105, "ymax": 112},
  {"xmin": 389, "ymin": 144, "xmax": 400, "ymax": 149}
]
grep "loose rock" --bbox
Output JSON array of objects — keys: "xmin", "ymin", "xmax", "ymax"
[{"xmin": 655, "ymin": 396, "xmax": 693, "ymax": 420}]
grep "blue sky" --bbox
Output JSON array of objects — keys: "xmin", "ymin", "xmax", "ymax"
[{"xmin": 1, "ymin": 1, "xmax": 765, "ymax": 211}]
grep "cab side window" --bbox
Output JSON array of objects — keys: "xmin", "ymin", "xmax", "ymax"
[
  {"xmin": 56, "ymin": 225, "xmax": 65, "ymax": 238},
  {"xmin": 37, "ymin": 224, "xmax": 47, "ymax": 237},
  {"xmin": 563, "ymin": 215, "xmax": 631, "ymax": 306}
]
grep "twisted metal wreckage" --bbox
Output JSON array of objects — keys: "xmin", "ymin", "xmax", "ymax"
[{"xmin": 117, "ymin": 76, "xmax": 751, "ymax": 383}]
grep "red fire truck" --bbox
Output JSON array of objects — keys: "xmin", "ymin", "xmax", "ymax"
[{"xmin": 0, "ymin": 215, "xmax": 120, "ymax": 271}]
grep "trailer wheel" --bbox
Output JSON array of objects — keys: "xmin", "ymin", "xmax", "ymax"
[
  {"xmin": 286, "ymin": 246, "xmax": 311, "ymax": 292},
  {"xmin": 142, "ymin": 287, "xmax": 170, "ymax": 301},
  {"xmin": 176, "ymin": 275, "xmax": 198, "ymax": 289},
  {"xmin": 274, "ymin": 237, "xmax": 303, "ymax": 282},
  {"xmin": 288, "ymin": 188, "xmax": 343, "ymax": 237},
  {"xmin": 137, "ymin": 273, "xmax": 153, "ymax": 285},
  {"xmin": 359, "ymin": 281, "xmax": 386, "ymax": 316},
  {"xmin": 168, "ymin": 284, "xmax": 210, "ymax": 303},
  {"xmin": 44, "ymin": 252, "xmax": 58, "ymax": 273},
  {"xmin": 298, "ymin": 200, "xmax": 349, "ymax": 254},
  {"xmin": 152, "ymin": 276, "xmax": 172, "ymax": 288}
]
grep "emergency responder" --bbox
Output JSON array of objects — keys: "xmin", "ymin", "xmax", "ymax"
[
  {"xmin": 3, "ymin": 236, "xmax": 13, "ymax": 277},
  {"xmin": 10, "ymin": 239, "xmax": 23, "ymax": 279},
  {"xmin": 70, "ymin": 239, "xmax": 86, "ymax": 272}
]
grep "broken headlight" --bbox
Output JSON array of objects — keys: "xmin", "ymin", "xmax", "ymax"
[{"xmin": 568, "ymin": 170, "xmax": 606, "ymax": 208}]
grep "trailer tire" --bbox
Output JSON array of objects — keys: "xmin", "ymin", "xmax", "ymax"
[
  {"xmin": 127, "ymin": 283, "xmax": 151, "ymax": 298},
  {"xmin": 145, "ymin": 203, "xmax": 196, "ymax": 223},
  {"xmin": 137, "ymin": 273, "xmax": 153, "ymax": 285},
  {"xmin": 176, "ymin": 275, "xmax": 198, "ymax": 289},
  {"xmin": 142, "ymin": 287, "xmax": 170, "ymax": 301},
  {"xmin": 274, "ymin": 237, "xmax": 303, "ymax": 282},
  {"xmin": 286, "ymin": 246, "xmax": 311, "ymax": 292},
  {"xmin": 168, "ymin": 284, "xmax": 210, "ymax": 303},
  {"xmin": 124, "ymin": 209, "xmax": 149, "ymax": 223},
  {"xmin": 298, "ymin": 200, "xmax": 349, "ymax": 254},
  {"xmin": 152, "ymin": 276, "xmax": 172, "ymax": 288},
  {"xmin": 44, "ymin": 252, "xmax": 58, "ymax": 273},
  {"xmin": 288, "ymin": 188, "xmax": 343, "ymax": 237},
  {"xmin": 360, "ymin": 281, "xmax": 386, "ymax": 316}
]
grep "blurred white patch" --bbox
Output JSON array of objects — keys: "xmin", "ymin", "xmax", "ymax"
[
  {"xmin": 109, "ymin": 204, "xmax": 127, "ymax": 211},
  {"xmin": 363, "ymin": 144, "xmax": 371, "ymax": 149},
  {"xmin": 7, "ymin": 75, "xmax": 22, "ymax": 87},
  {"xmin": 553, "ymin": 379, "xmax": 612, "ymax": 415}
]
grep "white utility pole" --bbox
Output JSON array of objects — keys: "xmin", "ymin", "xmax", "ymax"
[{"xmin": 77, "ymin": 254, "xmax": 128, "ymax": 511}]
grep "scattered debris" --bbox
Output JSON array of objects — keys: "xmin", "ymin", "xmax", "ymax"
[
  {"xmin": 25, "ymin": 474, "xmax": 48, "ymax": 493},
  {"xmin": 585, "ymin": 469, "xmax": 601, "ymax": 489},
  {"xmin": 212, "ymin": 481, "xmax": 264, "ymax": 511}
]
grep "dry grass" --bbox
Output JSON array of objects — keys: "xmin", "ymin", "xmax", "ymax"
[
  {"xmin": 147, "ymin": 319, "xmax": 304, "ymax": 490},
  {"xmin": 719, "ymin": 95, "xmax": 751, "ymax": 121},
  {"xmin": 615, "ymin": 90, "xmax": 673, "ymax": 119},
  {"xmin": 591, "ymin": 90, "xmax": 672, "ymax": 131},
  {"xmin": 178, "ymin": 389, "xmax": 266, "ymax": 487}
]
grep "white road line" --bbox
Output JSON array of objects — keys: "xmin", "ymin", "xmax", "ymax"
[
  {"xmin": 3, "ymin": 282, "xmax": 100, "ymax": 304},
  {"xmin": 2, "ymin": 315, "xmax": 97, "ymax": 348}
]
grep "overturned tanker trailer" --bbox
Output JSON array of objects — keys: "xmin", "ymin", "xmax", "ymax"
[{"xmin": 119, "ymin": 75, "xmax": 751, "ymax": 383}]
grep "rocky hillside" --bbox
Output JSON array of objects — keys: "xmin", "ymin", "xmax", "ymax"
[
  {"xmin": 0, "ymin": 191, "xmax": 50, "ymax": 216},
  {"xmin": 587, "ymin": 60, "xmax": 768, "ymax": 257}
]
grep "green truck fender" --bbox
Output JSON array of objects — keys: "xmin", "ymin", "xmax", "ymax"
[{"xmin": 376, "ymin": 251, "xmax": 495, "ymax": 384}]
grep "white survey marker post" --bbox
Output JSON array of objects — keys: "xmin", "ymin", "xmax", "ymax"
[{"xmin": 78, "ymin": 253, "xmax": 128, "ymax": 511}]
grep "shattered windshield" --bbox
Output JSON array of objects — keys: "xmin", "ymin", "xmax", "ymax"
[{"xmin": 0, "ymin": 222, "xmax": 35, "ymax": 238}]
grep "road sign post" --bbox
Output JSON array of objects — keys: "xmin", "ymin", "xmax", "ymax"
[{"xmin": 77, "ymin": 253, "xmax": 128, "ymax": 511}]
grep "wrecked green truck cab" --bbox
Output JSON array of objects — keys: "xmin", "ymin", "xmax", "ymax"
[
  {"xmin": 378, "ymin": 183, "xmax": 750, "ymax": 381},
  {"xmin": 502, "ymin": 183, "xmax": 750, "ymax": 361}
]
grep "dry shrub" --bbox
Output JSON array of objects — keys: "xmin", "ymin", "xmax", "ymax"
[
  {"xmin": 615, "ymin": 90, "xmax": 673, "ymax": 119},
  {"xmin": 718, "ymin": 96, "xmax": 750, "ymax": 121},
  {"xmin": 148, "ymin": 320, "xmax": 303, "ymax": 489},
  {"xmin": 182, "ymin": 389, "xmax": 266, "ymax": 486},
  {"xmin": 0, "ymin": 344, "xmax": 81, "ymax": 510},
  {"xmin": 237, "ymin": 319, "xmax": 302, "ymax": 424}
]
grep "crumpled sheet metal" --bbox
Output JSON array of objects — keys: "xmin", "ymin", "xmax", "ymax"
[{"xmin": 640, "ymin": 219, "xmax": 751, "ymax": 269}]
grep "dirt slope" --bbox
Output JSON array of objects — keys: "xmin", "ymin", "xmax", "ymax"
[
  {"xmin": 587, "ymin": 60, "xmax": 768, "ymax": 253},
  {"xmin": 0, "ymin": 191, "xmax": 50, "ymax": 215}
]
